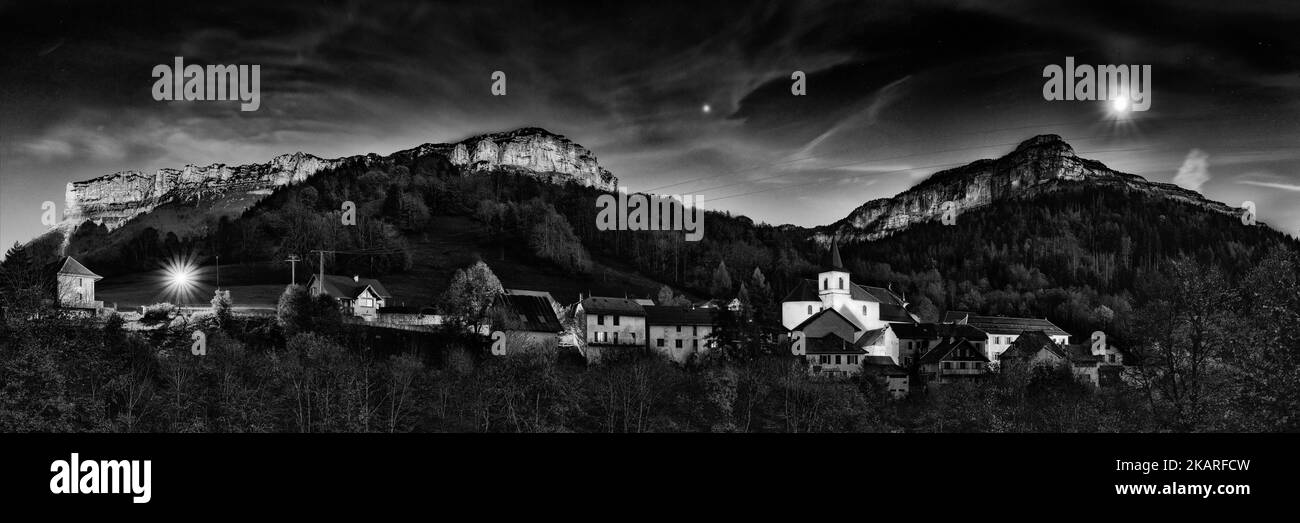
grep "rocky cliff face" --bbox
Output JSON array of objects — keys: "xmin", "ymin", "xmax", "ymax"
[
  {"xmin": 814, "ymin": 134, "xmax": 1241, "ymax": 244},
  {"xmin": 62, "ymin": 127, "xmax": 618, "ymax": 231}
]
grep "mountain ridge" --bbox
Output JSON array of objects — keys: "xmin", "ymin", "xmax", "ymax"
[
  {"xmin": 60, "ymin": 127, "xmax": 619, "ymax": 234},
  {"xmin": 813, "ymin": 134, "xmax": 1247, "ymax": 245}
]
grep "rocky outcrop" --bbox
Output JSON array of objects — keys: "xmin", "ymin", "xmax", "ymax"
[
  {"xmin": 62, "ymin": 127, "xmax": 618, "ymax": 231},
  {"xmin": 815, "ymin": 134, "xmax": 1241, "ymax": 244}
]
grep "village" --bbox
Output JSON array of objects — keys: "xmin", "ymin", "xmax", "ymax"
[{"xmin": 38, "ymin": 237, "xmax": 1130, "ymax": 399}]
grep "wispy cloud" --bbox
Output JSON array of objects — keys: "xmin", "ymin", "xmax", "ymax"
[
  {"xmin": 1172, "ymin": 148, "xmax": 1211, "ymax": 192},
  {"xmin": 1238, "ymin": 180, "xmax": 1300, "ymax": 192}
]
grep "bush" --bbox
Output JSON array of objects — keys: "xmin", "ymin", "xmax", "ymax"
[{"xmin": 141, "ymin": 302, "xmax": 178, "ymax": 324}]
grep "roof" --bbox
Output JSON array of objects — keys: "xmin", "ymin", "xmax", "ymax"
[
  {"xmin": 792, "ymin": 307, "xmax": 861, "ymax": 332},
  {"xmin": 806, "ymin": 333, "xmax": 867, "ymax": 355},
  {"xmin": 855, "ymin": 327, "xmax": 887, "ymax": 347},
  {"xmin": 312, "ymin": 274, "xmax": 391, "ymax": 300},
  {"xmin": 580, "ymin": 296, "xmax": 645, "ymax": 316},
  {"xmin": 862, "ymin": 356, "xmax": 908, "ymax": 376},
  {"xmin": 644, "ymin": 305, "xmax": 717, "ymax": 326},
  {"xmin": 998, "ymin": 330, "xmax": 1067, "ymax": 360},
  {"xmin": 826, "ymin": 241, "xmax": 845, "ymax": 270},
  {"xmin": 495, "ymin": 290, "xmax": 563, "ymax": 332},
  {"xmin": 781, "ymin": 278, "xmax": 911, "ymax": 310},
  {"xmin": 57, "ymin": 257, "xmax": 102, "ymax": 280},
  {"xmin": 1061, "ymin": 343, "xmax": 1102, "ymax": 364},
  {"xmin": 919, "ymin": 338, "xmax": 989, "ymax": 364},
  {"xmin": 943, "ymin": 311, "xmax": 1070, "ymax": 337}
]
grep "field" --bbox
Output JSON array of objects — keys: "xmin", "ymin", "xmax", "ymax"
[{"xmin": 96, "ymin": 214, "xmax": 673, "ymax": 310}]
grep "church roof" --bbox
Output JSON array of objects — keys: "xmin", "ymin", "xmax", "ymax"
[
  {"xmin": 825, "ymin": 241, "xmax": 844, "ymax": 271},
  {"xmin": 782, "ymin": 278, "xmax": 908, "ymax": 306}
]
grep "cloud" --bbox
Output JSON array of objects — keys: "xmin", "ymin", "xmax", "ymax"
[
  {"xmin": 1172, "ymin": 148, "xmax": 1211, "ymax": 191},
  {"xmin": 1238, "ymin": 180, "xmax": 1300, "ymax": 192}
]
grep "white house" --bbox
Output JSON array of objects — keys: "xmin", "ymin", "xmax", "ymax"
[
  {"xmin": 943, "ymin": 311, "xmax": 1070, "ymax": 361},
  {"xmin": 53, "ymin": 257, "xmax": 104, "ymax": 311},
  {"xmin": 576, "ymin": 296, "xmax": 646, "ymax": 362},
  {"xmin": 644, "ymin": 305, "xmax": 717, "ymax": 363},
  {"xmin": 307, "ymin": 274, "xmax": 391, "ymax": 320}
]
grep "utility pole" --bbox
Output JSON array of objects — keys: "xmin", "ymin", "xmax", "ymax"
[
  {"xmin": 310, "ymin": 250, "xmax": 329, "ymax": 296},
  {"xmin": 286, "ymin": 255, "xmax": 301, "ymax": 284}
]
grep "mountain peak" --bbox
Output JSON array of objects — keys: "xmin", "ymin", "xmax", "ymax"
[{"xmin": 1013, "ymin": 134, "xmax": 1075, "ymax": 157}]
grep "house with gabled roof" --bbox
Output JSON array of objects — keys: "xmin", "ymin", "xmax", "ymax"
[
  {"xmin": 644, "ymin": 305, "xmax": 717, "ymax": 363},
  {"xmin": 1000, "ymin": 331, "xmax": 1126, "ymax": 388},
  {"xmin": 944, "ymin": 310, "xmax": 1070, "ymax": 361},
  {"xmin": 488, "ymin": 289, "xmax": 564, "ymax": 354},
  {"xmin": 575, "ymin": 296, "xmax": 646, "ymax": 362},
  {"xmin": 918, "ymin": 336, "xmax": 990, "ymax": 388},
  {"xmin": 307, "ymin": 274, "xmax": 391, "ymax": 320},
  {"xmin": 52, "ymin": 257, "xmax": 104, "ymax": 312}
]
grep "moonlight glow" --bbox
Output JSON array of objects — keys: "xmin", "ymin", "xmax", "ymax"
[{"xmin": 157, "ymin": 251, "xmax": 206, "ymax": 305}]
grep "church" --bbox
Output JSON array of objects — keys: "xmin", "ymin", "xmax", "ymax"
[
  {"xmin": 782, "ymin": 242, "xmax": 918, "ymax": 383},
  {"xmin": 781, "ymin": 242, "xmax": 917, "ymax": 334}
]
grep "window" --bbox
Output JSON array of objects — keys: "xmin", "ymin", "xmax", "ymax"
[
  {"xmin": 675, "ymin": 340, "xmax": 683, "ymax": 348},
  {"xmin": 657, "ymin": 338, "xmax": 665, "ymax": 347},
  {"xmin": 838, "ymin": 278, "xmax": 844, "ymax": 289},
  {"xmin": 692, "ymin": 326, "xmax": 698, "ymax": 336},
  {"xmin": 819, "ymin": 355, "xmax": 830, "ymax": 364},
  {"xmin": 834, "ymin": 355, "xmax": 842, "ymax": 365},
  {"xmin": 807, "ymin": 305, "xmax": 814, "ymax": 314},
  {"xmin": 613, "ymin": 332, "xmax": 619, "ymax": 344},
  {"xmin": 676, "ymin": 325, "xmax": 682, "ymax": 333},
  {"xmin": 822, "ymin": 279, "xmax": 828, "ymax": 290},
  {"xmin": 943, "ymin": 362, "xmax": 953, "ymax": 370},
  {"xmin": 959, "ymin": 362, "xmax": 968, "ymax": 370},
  {"xmin": 904, "ymin": 356, "xmax": 912, "ymax": 366},
  {"xmin": 693, "ymin": 339, "xmax": 699, "ymax": 349},
  {"xmin": 847, "ymin": 355, "xmax": 858, "ymax": 365},
  {"xmin": 862, "ymin": 305, "xmax": 868, "ymax": 315},
  {"xmin": 597, "ymin": 315, "xmax": 605, "ymax": 326},
  {"xmin": 359, "ymin": 298, "xmax": 375, "ymax": 308},
  {"xmin": 613, "ymin": 315, "xmax": 620, "ymax": 326},
  {"xmin": 631, "ymin": 333, "xmax": 636, "ymax": 343}
]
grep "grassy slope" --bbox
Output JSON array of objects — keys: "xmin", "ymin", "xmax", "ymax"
[{"xmin": 97, "ymin": 214, "xmax": 672, "ymax": 309}]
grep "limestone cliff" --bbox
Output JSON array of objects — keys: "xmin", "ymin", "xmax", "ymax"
[
  {"xmin": 814, "ymin": 135, "xmax": 1242, "ymax": 244},
  {"xmin": 61, "ymin": 127, "xmax": 618, "ymax": 231}
]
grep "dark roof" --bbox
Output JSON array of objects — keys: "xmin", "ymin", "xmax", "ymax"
[
  {"xmin": 792, "ymin": 307, "xmax": 860, "ymax": 332},
  {"xmin": 644, "ymin": 305, "xmax": 717, "ymax": 326},
  {"xmin": 891, "ymin": 323, "xmax": 937, "ymax": 339},
  {"xmin": 855, "ymin": 327, "xmax": 887, "ymax": 347},
  {"xmin": 943, "ymin": 311, "xmax": 1070, "ymax": 337},
  {"xmin": 999, "ymin": 330, "xmax": 1067, "ymax": 360},
  {"xmin": 495, "ymin": 290, "xmax": 563, "ymax": 332},
  {"xmin": 862, "ymin": 356, "xmax": 908, "ymax": 376},
  {"xmin": 313, "ymin": 274, "xmax": 391, "ymax": 299},
  {"xmin": 806, "ymin": 333, "xmax": 867, "ymax": 355},
  {"xmin": 581, "ymin": 296, "xmax": 645, "ymax": 316},
  {"xmin": 919, "ymin": 338, "xmax": 989, "ymax": 364},
  {"xmin": 826, "ymin": 241, "xmax": 845, "ymax": 270},
  {"xmin": 57, "ymin": 257, "xmax": 102, "ymax": 280},
  {"xmin": 1061, "ymin": 343, "xmax": 1102, "ymax": 364}
]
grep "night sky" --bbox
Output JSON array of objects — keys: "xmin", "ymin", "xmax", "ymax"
[{"xmin": 3, "ymin": 0, "xmax": 1299, "ymax": 252}]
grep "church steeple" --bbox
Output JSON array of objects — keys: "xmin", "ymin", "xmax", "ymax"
[
  {"xmin": 818, "ymin": 238, "xmax": 850, "ymax": 299},
  {"xmin": 828, "ymin": 240, "xmax": 844, "ymax": 271}
]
